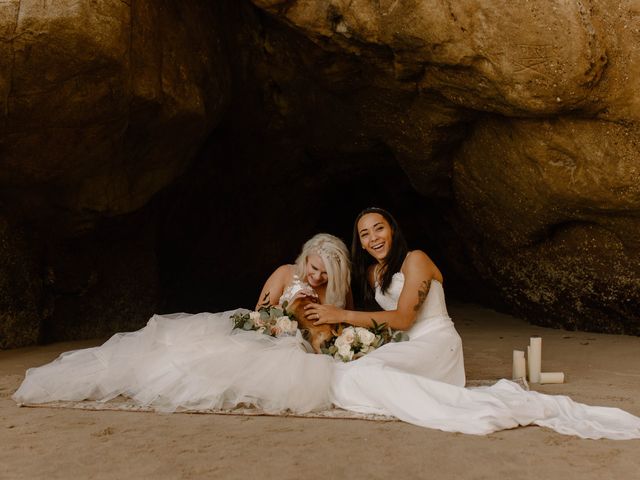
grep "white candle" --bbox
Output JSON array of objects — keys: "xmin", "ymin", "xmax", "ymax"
[
  {"xmin": 512, "ymin": 350, "xmax": 526, "ymax": 379},
  {"xmin": 540, "ymin": 372, "xmax": 565, "ymax": 384},
  {"xmin": 528, "ymin": 336, "xmax": 542, "ymax": 383}
]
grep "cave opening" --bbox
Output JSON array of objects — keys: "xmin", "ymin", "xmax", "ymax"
[
  {"xmin": 4, "ymin": 0, "xmax": 640, "ymax": 349},
  {"xmin": 154, "ymin": 121, "xmax": 462, "ymax": 317}
]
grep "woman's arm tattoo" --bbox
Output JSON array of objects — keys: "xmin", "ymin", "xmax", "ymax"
[
  {"xmin": 259, "ymin": 292, "xmax": 270, "ymax": 308},
  {"xmin": 413, "ymin": 281, "xmax": 431, "ymax": 312}
]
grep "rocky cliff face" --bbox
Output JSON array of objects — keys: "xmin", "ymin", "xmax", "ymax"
[
  {"xmin": 1, "ymin": 0, "xmax": 639, "ymax": 347},
  {"xmin": 0, "ymin": 0, "xmax": 229, "ymax": 224},
  {"xmin": 247, "ymin": 0, "xmax": 640, "ymax": 334},
  {"xmin": 0, "ymin": 0, "xmax": 230, "ymax": 347}
]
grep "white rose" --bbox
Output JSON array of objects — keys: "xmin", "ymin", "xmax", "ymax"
[
  {"xmin": 249, "ymin": 311, "xmax": 264, "ymax": 327},
  {"xmin": 335, "ymin": 327, "xmax": 355, "ymax": 349},
  {"xmin": 337, "ymin": 343, "xmax": 354, "ymax": 361},
  {"xmin": 275, "ymin": 316, "xmax": 296, "ymax": 336},
  {"xmin": 342, "ymin": 327, "xmax": 356, "ymax": 344},
  {"xmin": 355, "ymin": 327, "xmax": 376, "ymax": 346}
]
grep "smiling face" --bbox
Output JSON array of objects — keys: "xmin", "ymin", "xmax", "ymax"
[
  {"xmin": 357, "ymin": 212, "xmax": 393, "ymax": 263},
  {"xmin": 305, "ymin": 254, "xmax": 328, "ymax": 288}
]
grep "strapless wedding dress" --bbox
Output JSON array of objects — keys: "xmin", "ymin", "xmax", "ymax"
[
  {"xmin": 346, "ymin": 273, "xmax": 466, "ymax": 385},
  {"xmin": 331, "ymin": 273, "xmax": 640, "ymax": 439},
  {"xmin": 12, "ymin": 280, "xmax": 334, "ymax": 414}
]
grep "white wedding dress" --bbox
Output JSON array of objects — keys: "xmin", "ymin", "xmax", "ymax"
[
  {"xmin": 331, "ymin": 273, "xmax": 640, "ymax": 439},
  {"xmin": 12, "ymin": 280, "xmax": 334, "ymax": 414},
  {"xmin": 13, "ymin": 274, "xmax": 640, "ymax": 439}
]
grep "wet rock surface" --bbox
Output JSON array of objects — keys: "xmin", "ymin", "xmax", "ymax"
[
  {"xmin": 0, "ymin": 217, "xmax": 41, "ymax": 348},
  {"xmin": 451, "ymin": 117, "xmax": 640, "ymax": 333}
]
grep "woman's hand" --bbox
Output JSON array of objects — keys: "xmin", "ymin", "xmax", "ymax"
[{"xmin": 304, "ymin": 303, "xmax": 344, "ymax": 326}]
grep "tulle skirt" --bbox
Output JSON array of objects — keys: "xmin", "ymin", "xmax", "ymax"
[
  {"xmin": 13, "ymin": 311, "xmax": 333, "ymax": 414},
  {"xmin": 12, "ymin": 311, "xmax": 640, "ymax": 439}
]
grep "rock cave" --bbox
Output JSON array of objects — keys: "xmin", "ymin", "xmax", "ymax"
[{"xmin": 1, "ymin": 0, "xmax": 640, "ymax": 348}]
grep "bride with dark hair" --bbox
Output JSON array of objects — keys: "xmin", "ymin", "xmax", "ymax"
[
  {"xmin": 306, "ymin": 207, "xmax": 465, "ymax": 385},
  {"xmin": 306, "ymin": 208, "xmax": 640, "ymax": 439}
]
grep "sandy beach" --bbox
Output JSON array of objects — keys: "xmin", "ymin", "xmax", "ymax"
[{"xmin": 1, "ymin": 303, "xmax": 639, "ymax": 480}]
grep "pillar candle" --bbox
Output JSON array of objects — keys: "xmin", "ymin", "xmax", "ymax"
[
  {"xmin": 540, "ymin": 372, "xmax": 564, "ymax": 384},
  {"xmin": 512, "ymin": 350, "xmax": 526, "ymax": 379},
  {"xmin": 528, "ymin": 336, "xmax": 542, "ymax": 383}
]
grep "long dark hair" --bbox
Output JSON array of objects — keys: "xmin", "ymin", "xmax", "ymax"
[{"xmin": 351, "ymin": 207, "xmax": 408, "ymax": 309}]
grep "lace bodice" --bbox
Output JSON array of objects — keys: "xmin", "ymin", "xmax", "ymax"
[
  {"xmin": 375, "ymin": 273, "xmax": 449, "ymax": 333},
  {"xmin": 279, "ymin": 275, "xmax": 317, "ymax": 305}
]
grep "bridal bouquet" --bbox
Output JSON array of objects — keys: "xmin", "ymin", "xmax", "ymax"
[
  {"xmin": 322, "ymin": 321, "xmax": 409, "ymax": 362},
  {"xmin": 231, "ymin": 303, "xmax": 298, "ymax": 338}
]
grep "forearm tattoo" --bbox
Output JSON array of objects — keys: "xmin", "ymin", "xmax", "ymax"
[
  {"xmin": 259, "ymin": 292, "xmax": 271, "ymax": 308},
  {"xmin": 413, "ymin": 281, "xmax": 431, "ymax": 312}
]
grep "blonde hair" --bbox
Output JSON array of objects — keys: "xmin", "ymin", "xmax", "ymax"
[{"xmin": 294, "ymin": 233, "xmax": 350, "ymax": 308}]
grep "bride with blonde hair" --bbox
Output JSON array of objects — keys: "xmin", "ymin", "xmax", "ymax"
[
  {"xmin": 257, "ymin": 233, "xmax": 351, "ymax": 310},
  {"xmin": 14, "ymin": 233, "xmax": 352, "ymax": 414}
]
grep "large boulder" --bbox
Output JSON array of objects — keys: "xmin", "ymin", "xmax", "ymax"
[
  {"xmin": 249, "ymin": 0, "xmax": 640, "ymax": 333},
  {"xmin": 452, "ymin": 118, "xmax": 640, "ymax": 333},
  {"xmin": 252, "ymin": 0, "xmax": 606, "ymax": 114},
  {"xmin": 0, "ymin": 0, "xmax": 230, "ymax": 230},
  {"xmin": 0, "ymin": 0, "xmax": 231, "ymax": 346},
  {"xmin": 2, "ymin": 0, "xmax": 640, "ymax": 347}
]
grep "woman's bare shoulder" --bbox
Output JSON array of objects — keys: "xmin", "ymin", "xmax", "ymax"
[
  {"xmin": 402, "ymin": 250, "xmax": 443, "ymax": 282},
  {"xmin": 273, "ymin": 264, "xmax": 296, "ymax": 281},
  {"xmin": 405, "ymin": 249, "xmax": 430, "ymax": 264}
]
